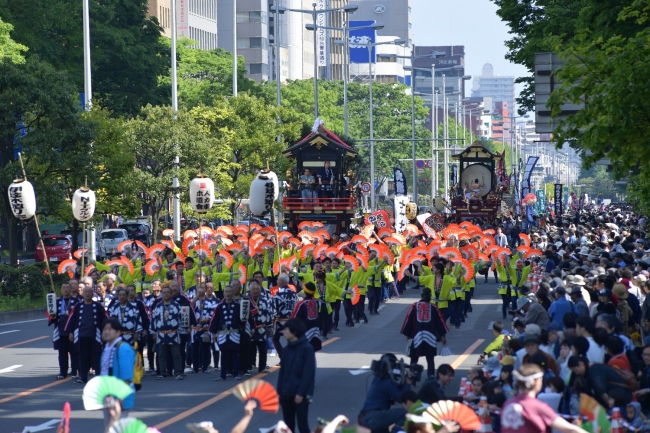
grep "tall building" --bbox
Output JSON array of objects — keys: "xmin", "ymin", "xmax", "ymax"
[
  {"xmin": 148, "ymin": 0, "xmax": 218, "ymax": 49},
  {"xmin": 471, "ymin": 63, "xmax": 515, "ymax": 115},
  {"xmin": 352, "ymin": 0, "xmax": 413, "ymax": 46}
]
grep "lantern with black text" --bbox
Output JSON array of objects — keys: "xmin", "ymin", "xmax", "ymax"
[
  {"xmin": 72, "ymin": 187, "xmax": 96, "ymax": 222},
  {"xmin": 189, "ymin": 175, "xmax": 215, "ymax": 214},
  {"xmin": 7, "ymin": 178, "xmax": 36, "ymax": 220},
  {"xmin": 249, "ymin": 171, "xmax": 275, "ymax": 217}
]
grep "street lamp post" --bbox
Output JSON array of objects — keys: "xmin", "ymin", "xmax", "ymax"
[
  {"xmin": 277, "ymin": 3, "xmax": 359, "ymax": 120},
  {"xmin": 233, "ymin": 0, "xmax": 237, "ymax": 97},
  {"xmin": 170, "ymin": 0, "xmax": 181, "ymax": 242}
]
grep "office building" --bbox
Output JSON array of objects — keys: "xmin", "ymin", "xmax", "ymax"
[
  {"xmin": 148, "ymin": 0, "xmax": 218, "ymax": 49},
  {"xmin": 351, "ymin": 0, "xmax": 413, "ymax": 46},
  {"xmin": 471, "ymin": 63, "xmax": 515, "ymax": 116}
]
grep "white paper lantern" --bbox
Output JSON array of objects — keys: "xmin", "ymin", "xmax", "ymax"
[
  {"xmin": 266, "ymin": 170, "xmax": 279, "ymax": 200},
  {"xmin": 7, "ymin": 178, "xmax": 36, "ymax": 220},
  {"xmin": 72, "ymin": 187, "xmax": 96, "ymax": 222},
  {"xmin": 189, "ymin": 176, "xmax": 215, "ymax": 214},
  {"xmin": 249, "ymin": 174, "xmax": 274, "ymax": 217}
]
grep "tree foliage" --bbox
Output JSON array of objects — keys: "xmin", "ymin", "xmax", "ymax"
[{"xmin": 0, "ymin": 16, "xmax": 26, "ymax": 63}]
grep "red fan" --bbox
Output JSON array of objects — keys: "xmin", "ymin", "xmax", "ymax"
[
  {"xmin": 287, "ymin": 237, "xmax": 302, "ymax": 248},
  {"xmin": 480, "ymin": 236, "xmax": 495, "ymax": 251},
  {"xmin": 324, "ymin": 247, "xmax": 339, "ymax": 258},
  {"xmin": 457, "ymin": 232, "xmax": 471, "ymax": 242},
  {"xmin": 311, "ymin": 222, "xmax": 324, "ymax": 228},
  {"xmin": 215, "ymin": 226, "xmax": 233, "ymax": 237},
  {"xmin": 398, "ymin": 256, "xmax": 418, "ymax": 281},
  {"xmin": 161, "ymin": 240, "xmax": 175, "ymax": 251},
  {"xmin": 298, "ymin": 221, "xmax": 314, "ymax": 230},
  {"xmin": 426, "ymin": 241, "xmax": 442, "ymax": 260},
  {"xmin": 301, "ymin": 244, "xmax": 316, "ymax": 261},
  {"xmin": 85, "ymin": 264, "xmax": 96, "ymax": 276},
  {"xmin": 378, "ymin": 245, "xmax": 395, "ymax": 264},
  {"xmin": 105, "ymin": 259, "xmax": 123, "ymax": 268},
  {"xmin": 249, "ymin": 224, "xmax": 262, "ymax": 232},
  {"xmin": 257, "ymin": 240, "xmax": 274, "ymax": 251},
  {"xmin": 350, "ymin": 286, "xmax": 361, "ymax": 305},
  {"xmin": 217, "ymin": 250, "xmax": 234, "ymax": 268},
  {"xmin": 483, "ymin": 229, "xmax": 495, "ymax": 236},
  {"xmin": 368, "ymin": 243, "xmax": 383, "ymax": 258},
  {"xmin": 343, "ymin": 255, "xmax": 360, "ymax": 272},
  {"xmin": 117, "ymin": 240, "xmax": 132, "ymax": 254},
  {"xmin": 452, "ymin": 258, "xmax": 474, "ymax": 283},
  {"xmin": 120, "ymin": 257, "xmax": 134, "ymax": 274},
  {"xmin": 162, "ymin": 229, "xmax": 174, "ymax": 238},
  {"xmin": 315, "ymin": 229, "xmax": 330, "ymax": 241},
  {"xmin": 524, "ymin": 248, "xmax": 543, "ymax": 259},
  {"xmin": 73, "ymin": 249, "xmax": 87, "ymax": 259},
  {"xmin": 298, "ymin": 231, "xmax": 314, "ymax": 241},
  {"xmin": 356, "ymin": 246, "xmax": 370, "ymax": 267},
  {"xmin": 236, "ymin": 264, "xmax": 247, "ymax": 286},
  {"xmin": 313, "ymin": 244, "xmax": 328, "ymax": 260},
  {"xmin": 147, "ymin": 244, "xmax": 165, "ymax": 260},
  {"xmin": 232, "ymin": 379, "xmax": 279, "ymax": 414},
  {"xmin": 277, "ymin": 231, "xmax": 292, "ymax": 244},
  {"xmin": 423, "ymin": 400, "xmax": 481, "ymax": 431},
  {"xmin": 181, "ymin": 237, "xmax": 195, "ymax": 257},
  {"xmin": 183, "ymin": 230, "xmax": 198, "ymax": 239},
  {"xmin": 519, "ymin": 233, "xmax": 531, "ymax": 247},
  {"xmin": 459, "ymin": 221, "xmax": 472, "ymax": 229},
  {"xmin": 438, "ymin": 247, "xmax": 461, "ymax": 260},
  {"xmin": 351, "ymin": 234, "xmax": 369, "ymax": 245},
  {"xmin": 377, "ymin": 227, "xmax": 392, "ymax": 239},
  {"xmin": 384, "ymin": 236, "xmax": 404, "ymax": 247},
  {"xmin": 58, "ymin": 401, "xmax": 71, "ymax": 433},
  {"xmin": 58, "ymin": 259, "xmax": 77, "ymax": 277},
  {"xmin": 227, "ymin": 243, "xmax": 244, "ymax": 255},
  {"xmin": 494, "ymin": 248, "xmax": 510, "ymax": 265},
  {"xmin": 144, "ymin": 260, "xmax": 160, "ymax": 276},
  {"xmin": 461, "ymin": 245, "xmax": 479, "ymax": 262},
  {"xmin": 467, "ymin": 226, "xmax": 483, "ymax": 237}
]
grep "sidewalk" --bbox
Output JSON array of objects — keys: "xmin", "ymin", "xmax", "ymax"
[{"xmin": 0, "ymin": 308, "xmax": 46, "ymax": 325}]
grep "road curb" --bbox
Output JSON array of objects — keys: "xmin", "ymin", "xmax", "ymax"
[{"xmin": 0, "ymin": 308, "xmax": 46, "ymax": 324}]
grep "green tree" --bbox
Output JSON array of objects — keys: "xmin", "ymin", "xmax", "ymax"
[
  {"xmin": 0, "ymin": 0, "xmax": 169, "ymax": 116},
  {"xmin": 0, "ymin": 16, "xmax": 26, "ymax": 63},
  {"xmin": 125, "ymin": 105, "xmax": 232, "ymax": 243},
  {"xmin": 161, "ymin": 38, "xmax": 257, "ymax": 109},
  {"xmin": 0, "ymin": 59, "xmax": 94, "ymax": 264}
]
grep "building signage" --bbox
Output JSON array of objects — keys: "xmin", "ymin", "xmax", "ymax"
[
  {"xmin": 349, "ymin": 20, "xmax": 377, "ymax": 64},
  {"xmin": 554, "ymin": 183, "xmax": 563, "ymax": 216},
  {"xmin": 317, "ymin": 0, "xmax": 326, "ymax": 67},
  {"xmin": 176, "ymin": 0, "xmax": 188, "ymax": 36}
]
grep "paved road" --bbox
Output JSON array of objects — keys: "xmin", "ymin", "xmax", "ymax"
[{"xmin": 0, "ymin": 280, "xmax": 503, "ymax": 433}]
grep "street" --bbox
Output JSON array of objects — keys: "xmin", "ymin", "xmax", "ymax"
[{"xmin": 0, "ymin": 281, "xmax": 502, "ymax": 433}]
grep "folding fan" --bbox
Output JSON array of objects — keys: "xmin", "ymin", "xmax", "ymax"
[
  {"xmin": 249, "ymin": 224, "xmax": 262, "ymax": 232},
  {"xmin": 144, "ymin": 261, "xmax": 160, "ymax": 277},
  {"xmin": 298, "ymin": 231, "xmax": 314, "ymax": 241},
  {"xmin": 162, "ymin": 229, "xmax": 174, "ymax": 238},
  {"xmin": 175, "ymin": 251, "xmax": 186, "ymax": 263},
  {"xmin": 85, "ymin": 264, "xmax": 96, "ymax": 276},
  {"xmin": 343, "ymin": 255, "xmax": 360, "ymax": 272},
  {"xmin": 461, "ymin": 245, "xmax": 479, "ymax": 262},
  {"xmin": 298, "ymin": 221, "xmax": 314, "ymax": 230},
  {"xmin": 457, "ymin": 232, "xmax": 471, "ymax": 242},
  {"xmin": 313, "ymin": 244, "xmax": 328, "ymax": 260},
  {"xmin": 105, "ymin": 259, "xmax": 124, "ymax": 268},
  {"xmin": 486, "ymin": 245, "xmax": 500, "ymax": 256},
  {"xmin": 108, "ymin": 417, "xmax": 149, "ymax": 433},
  {"xmin": 215, "ymin": 226, "xmax": 233, "ymax": 237},
  {"xmin": 479, "ymin": 235, "xmax": 495, "ymax": 250},
  {"xmin": 467, "ymin": 226, "xmax": 483, "ymax": 237},
  {"xmin": 301, "ymin": 244, "xmax": 316, "ymax": 261},
  {"xmin": 193, "ymin": 245, "xmax": 212, "ymax": 260},
  {"xmin": 350, "ymin": 286, "xmax": 361, "ymax": 305},
  {"xmin": 219, "ymin": 238, "xmax": 233, "ymax": 247},
  {"xmin": 147, "ymin": 244, "xmax": 165, "ymax": 260},
  {"xmin": 483, "ymin": 229, "xmax": 495, "ymax": 236},
  {"xmin": 362, "ymin": 225, "xmax": 375, "ymax": 239},
  {"xmin": 356, "ymin": 246, "xmax": 370, "ymax": 266},
  {"xmin": 277, "ymin": 231, "xmax": 292, "ymax": 244},
  {"xmin": 524, "ymin": 248, "xmax": 543, "ymax": 259},
  {"xmin": 259, "ymin": 227, "xmax": 275, "ymax": 238},
  {"xmin": 182, "ymin": 237, "xmax": 195, "ymax": 257},
  {"xmin": 73, "ymin": 249, "xmax": 87, "ymax": 259},
  {"xmin": 519, "ymin": 233, "xmax": 531, "ymax": 247},
  {"xmin": 438, "ymin": 247, "xmax": 461, "ymax": 260},
  {"xmin": 459, "ymin": 221, "xmax": 472, "ymax": 229},
  {"xmin": 311, "ymin": 222, "xmax": 324, "ymax": 228},
  {"xmin": 379, "ymin": 246, "xmax": 395, "ymax": 264},
  {"xmin": 404, "ymin": 224, "xmax": 421, "ymax": 236},
  {"xmin": 351, "ymin": 234, "xmax": 369, "ymax": 245},
  {"xmin": 452, "ymin": 258, "xmax": 474, "ymax": 283},
  {"xmin": 315, "ymin": 229, "xmax": 330, "ymax": 241},
  {"xmin": 324, "ymin": 247, "xmax": 339, "ymax": 259},
  {"xmin": 517, "ymin": 245, "xmax": 530, "ymax": 254},
  {"xmin": 233, "ymin": 379, "xmax": 280, "ymax": 413},
  {"xmin": 82, "ymin": 375, "xmax": 134, "ymax": 410},
  {"xmin": 392, "ymin": 233, "xmax": 407, "ymax": 246},
  {"xmin": 217, "ymin": 250, "xmax": 234, "ymax": 269},
  {"xmin": 257, "ymin": 240, "xmax": 274, "ymax": 251},
  {"xmin": 58, "ymin": 402, "xmax": 71, "ymax": 433},
  {"xmin": 161, "ymin": 240, "xmax": 175, "ymax": 251},
  {"xmin": 117, "ymin": 240, "xmax": 132, "ymax": 254},
  {"xmin": 423, "ymin": 400, "xmax": 481, "ymax": 431},
  {"xmin": 383, "ymin": 236, "xmax": 403, "ymax": 247},
  {"xmin": 426, "ymin": 242, "xmax": 442, "ymax": 261},
  {"xmin": 237, "ymin": 264, "xmax": 247, "ymax": 286},
  {"xmin": 226, "ymin": 243, "xmax": 243, "ymax": 255},
  {"xmin": 58, "ymin": 259, "xmax": 77, "ymax": 276},
  {"xmin": 368, "ymin": 243, "xmax": 383, "ymax": 258},
  {"xmin": 287, "ymin": 237, "xmax": 302, "ymax": 248},
  {"xmin": 183, "ymin": 230, "xmax": 198, "ymax": 239},
  {"xmin": 377, "ymin": 227, "xmax": 392, "ymax": 239},
  {"xmin": 204, "ymin": 239, "xmax": 218, "ymax": 252},
  {"xmin": 133, "ymin": 240, "xmax": 147, "ymax": 253},
  {"xmin": 120, "ymin": 257, "xmax": 135, "ymax": 275}
]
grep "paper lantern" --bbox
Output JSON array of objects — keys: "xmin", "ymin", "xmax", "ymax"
[
  {"xmin": 266, "ymin": 170, "xmax": 279, "ymax": 200},
  {"xmin": 189, "ymin": 176, "xmax": 215, "ymax": 214},
  {"xmin": 7, "ymin": 178, "xmax": 36, "ymax": 220},
  {"xmin": 72, "ymin": 187, "xmax": 96, "ymax": 222},
  {"xmin": 249, "ymin": 173, "xmax": 274, "ymax": 217}
]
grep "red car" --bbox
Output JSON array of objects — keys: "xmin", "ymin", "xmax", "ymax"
[{"xmin": 35, "ymin": 235, "xmax": 72, "ymax": 263}]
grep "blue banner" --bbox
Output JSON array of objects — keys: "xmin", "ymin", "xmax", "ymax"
[
  {"xmin": 349, "ymin": 20, "xmax": 376, "ymax": 64},
  {"xmin": 393, "ymin": 167, "xmax": 407, "ymax": 196}
]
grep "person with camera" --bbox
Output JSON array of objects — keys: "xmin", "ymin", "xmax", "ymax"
[
  {"xmin": 359, "ymin": 353, "xmax": 415, "ymax": 433},
  {"xmin": 400, "ymin": 287, "xmax": 449, "ymax": 377}
]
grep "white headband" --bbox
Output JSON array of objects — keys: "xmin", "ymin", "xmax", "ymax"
[{"xmin": 513, "ymin": 370, "xmax": 544, "ymax": 387}]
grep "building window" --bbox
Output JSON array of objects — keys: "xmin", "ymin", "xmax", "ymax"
[
  {"xmin": 237, "ymin": 11, "xmax": 268, "ymax": 23},
  {"xmin": 249, "ymin": 63, "xmax": 269, "ymax": 75},
  {"xmin": 236, "ymin": 11, "xmax": 250, "ymax": 22}
]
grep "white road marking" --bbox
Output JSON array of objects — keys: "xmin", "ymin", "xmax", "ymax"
[
  {"xmin": 0, "ymin": 364, "xmax": 23, "ymax": 374},
  {"xmin": 0, "ymin": 318, "xmax": 46, "ymax": 326},
  {"xmin": 0, "ymin": 330, "xmax": 19, "ymax": 335},
  {"xmin": 378, "ymin": 304, "xmax": 386, "ymax": 311},
  {"xmin": 487, "ymin": 321, "xmax": 495, "ymax": 330},
  {"xmin": 21, "ymin": 419, "xmax": 60, "ymax": 433}
]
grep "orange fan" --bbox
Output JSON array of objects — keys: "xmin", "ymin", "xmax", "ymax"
[
  {"xmin": 249, "ymin": 224, "xmax": 262, "ymax": 232},
  {"xmin": 384, "ymin": 236, "xmax": 404, "ymax": 247},
  {"xmin": 494, "ymin": 248, "xmax": 510, "ymax": 265},
  {"xmin": 315, "ymin": 229, "xmax": 330, "ymax": 241},
  {"xmin": 457, "ymin": 232, "xmax": 471, "ymax": 242},
  {"xmin": 287, "ymin": 237, "xmax": 302, "ymax": 248},
  {"xmin": 392, "ymin": 233, "xmax": 407, "ymax": 245},
  {"xmin": 120, "ymin": 257, "xmax": 134, "ymax": 274},
  {"xmin": 196, "ymin": 226, "xmax": 212, "ymax": 237},
  {"xmin": 259, "ymin": 227, "xmax": 275, "ymax": 237},
  {"xmin": 351, "ymin": 234, "xmax": 369, "ymax": 245},
  {"xmin": 162, "ymin": 229, "xmax": 174, "ymax": 238},
  {"xmin": 232, "ymin": 379, "xmax": 279, "ymax": 414},
  {"xmin": 147, "ymin": 244, "xmax": 165, "ymax": 260},
  {"xmin": 301, "ymin": 244, "xmax": 316, "ymax": 261},
  {"xmin": 519, "ymin": 233, "xmax": 531, "ymax": 247},
  {"xmin": 342, "ymin": 255, "xmax": 359, "ymax": 272},
  {"xmin": 311, "ymin": 222, "xmax": 324, "ymax": 228},
  {"xmin": 269, "ymin": 285, "xmax": 279, "ymax": 296},
  {"xmin": 478, "ymin": 253, "xmax": 490, "ymax": 262},
  {"xmin": 377, "ymin": 227, "xmax": 392, "ymax": 239},
  {"xmin": 484, "ymin": 229, "xmax": 495, "ymax": 236},
  {"xmin": 438, "ymin": 247, "xmax": 461, "ymax": 260},
  {"xmin": 145, "ymin": 261, "xmax": 160, "ymax": 276},
  {"xmin": 356, "ymin": 246, "xmax": 370, "ymax": 266},
  {"xmin": 452, "ymin": 258, "xmax": 474, "ymax": 283},
  {"xmin": 297, "ymin": 221, "xmax": 314, "ymax": 230},
  {"xmin": 298, "ymin": 231, "xmax": 314, "ymax": 241},
  {"xmin": 379, "ymin": 246, "xmax": 395, "ymax": 264},
  {"xmin": 517, "ymin": 245, "xmax": 530, "ymax": 255},
  {"xmin": 257, "ymin": 240, "xmax": 274, "ymax": 251},
  {"xmin": 423, "ymin": 400, "xmax": 481, "ymax": 431},
  {"xmin": 324, "ymin": 247, "xmax": 339, "ymax": 258},
  {"xmin": 227, "ymin": 243, "xmax": 244, "ymax": 255},
  {"xmin": 161, "ymin": 240, "xmax": 175, "ymax": 251},
  {"xmin": 404, "ymin": 224, "xmax": 421, "ymax": 236},
  {"xmin": 73, "ymin": 249, "xmax": 87, "ymax": 259},
  {"xmin": 426, "ymin": 241, "xmax": 442, "ymax": 260},
  {"xmin": 236, "ymin": 264, "xmax": 247, "ymax": 286},
  {"xmin": 58, "ymin": 259, "xmax": 77, "ymax": 276},
  {"xmin": 219, "ymin": 238, "xmax": 233, "ymax": 247},
  {"xmin": 398, "ymin": 255, "xmax": 418, "ymax": 281},
  {"xmin": 183, "ymin": 230, "xmax": 198, "ymax": 239},
  {"xmin": 459, "ymin": 221, "xmax": 472, "ymax": 229},
  {"xmin": 487, "ymin": 245, "xmax": 500, "ymax": 256},
  {"xmin": 350, "ymin": 286, "xmax": 361, "ymax": 305},
  {"xmin": 193, "ymin": 245, "xmax": 212, "ymax": 260},
  {"xmin": 134, "ymin": 240, "xmax": 148, "ymax": 253},
  {"xmin": 461, "ymin": 245, "xmax": 479, "ymax": 262},
  {"xmin": 182, "ymin": 237, "xmax": 195, "ymax": 257},
  {"xmin": 277, "ymin": 231, "xmax": 292, "ymax": 244},
  {"xmin": 215, "ymin": 226, "xmax": 233, "ymax": 237},
  {"xmin": 313, "ymin": 244, "xmax": 328, "ymax": 260},
  {"xmin": 84, "ymin": 264, "xmax": 96, "ymax": 276},
  {"xmin": 204, "ymin": 239, "xmax": 218, "ymax": 251},
  {"xmin": 524, "ymin": 248, "xmax": 543, "ymax": 259},
  {"xmin": 217, "ymin": 250, "xmax": 234, "ymax": 268},
  {"xmin": 479, "ymin": 236, "xmax": 495, "ymax": 250},
  {"xmin": 117, "ymin": 240, "xmax": 132, "ymax": 254},
  {"xmin": 105, "ymin": 259, "xmax": 123, "ymax": 268}
]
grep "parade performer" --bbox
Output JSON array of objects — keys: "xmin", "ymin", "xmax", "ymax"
[
  {"xmin": 272, "ymin": 274, "xmax": 299, "ymax": 359},
  {"xmin": 209, "ymin": 285, "xmax": 242, "ymax": 381},
  {"xmin": 48, "ymin": 282, "xmax": 79, "ymax": 380},
  {"xmin": 248, "ymin": 280, "xmax": 272, "ymax": 373},
  {"xmin": 64, "ymin": 285, "xmax": 107, "ymax": 384},
  {"xmin": 107, "ymin": 288, "xmax": 143, "ymax": 346},
  {"xmin": 292, "ymin": 282, "xmax": 323, "ymax": 352},
  {"xmin": 419, "ymin": 262, "xmax": 457, "ymax": 327},
  {"xmin": 401, "ymin": 287, "xmax": 449, "ymax": 377},
  {"xmin": 149, "ymin": 285, "xmax": 183, "ymax": 380},
  {"xmin": 191, "ymin": 283, "xmax": 218, "ymax": 374}
]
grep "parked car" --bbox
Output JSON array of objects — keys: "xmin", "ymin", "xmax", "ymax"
[
  {"xmin": 101, "ymin": 229, "xmax": 129, "ymax": 254},
  {"xmin": 118, "ymin": 221, "xmax": 152, "ymax": 246},
  {"xmin": 36, "ymin": 235, "xmax": 72, "ymax": 263},
  {"xmin": 76, "ymin": 232, "xmax": 107, "ymax": 260}
]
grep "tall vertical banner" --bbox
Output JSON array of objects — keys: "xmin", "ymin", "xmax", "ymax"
[
  {"xmin": 316, "ymin": 0, "xmax": 326, "ymax": 67},
  {"xmin": 521, "ymin": 156, "xmax": 539, "ymax": 199},
  {"xmin": 554, "ymin": 183, "xmax": 564, "ymax": 216},
  {"xmin": 451, "ymin": 164, "xmax": 458, "ymax": 188},
  {"xmin": 393, "ymin": 167, "xmax": 408, "ymax": 234},
  {"xmin": 536, "ymin": 190, "xmax": 546, "ymax": 214},
  {"xmin": 349, "ymin": 20, "xmax": 377, "ymax": 64},
  {"xmin": 176, "ymin": 0, "xmax": 188, "ymax": 37}
]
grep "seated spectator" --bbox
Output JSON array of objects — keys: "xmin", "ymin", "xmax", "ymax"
[
  {"xmin": 549, "ymin": 287, "xmax": 573, "ymax": 324},
  {"xmin": 568, "ymin": 355, "xmax": 632, "ymax": 409},
  {"xmin": 499, "ymin": 364, "xmax": 515, "ymax": 399},
  {"xmin": 478, "ymin": 321, "xmax": 506, "ymax": 364},
  {"xmin": 576, "ymin": 316, "xmax": 605, "ymax": 363},
  {"xmin": 537, "ymin": 376, "xmax": 565, "ymax": 412},
  {"xmin": 623, "ymin": 402, "xmax": 646, "ymax": 432},
  {"xmin": 521, "ymin": 334, "xmax": 559, "ymax": 376},
  {"xmin": 416, "ymin": 364, "xmax": 458, "ymax": 404},
  {"xmin": 606, "ymin": 334, "xmax": 631, "ymax": 371},
  {"xmin": 463, "ymin": 375, "xmax": 487, "ymax": 405}
]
